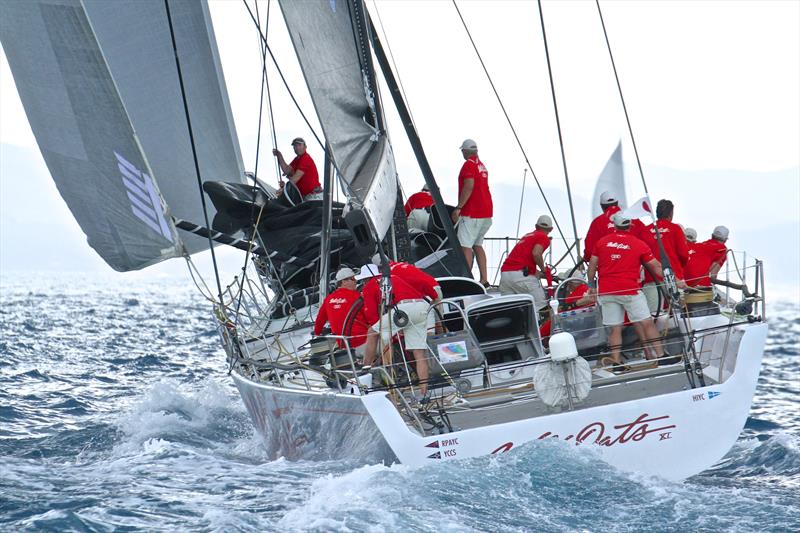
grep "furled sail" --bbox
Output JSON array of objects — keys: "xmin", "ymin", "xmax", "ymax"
[
  {"xmin": 591, "ymin": 141, "xmax": 627, "ymax": 218},
  {"xmin": 1, "ymin": 0, "xmax": 245, "ymax": 270},
  {"xmin": 0, "ymin": 0, "xmax": 181, "ymax": 271},
  {"xmin": 278, "ymin": 0, "xmax": 397, "ymax": 241}
]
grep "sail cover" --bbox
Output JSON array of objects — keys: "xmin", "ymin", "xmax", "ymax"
[
  {"xmin": 279, "ymin": 0, "xmax": 397, "ymax": 240},
  {"xmin": 591, "ymin": 141, "xmax": 627, "ymax": 218},
  {"xmin": 0, "ymin": 0, "xmax": 181, "ymax": 270}
]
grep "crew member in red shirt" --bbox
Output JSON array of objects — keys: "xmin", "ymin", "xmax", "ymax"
[
  {"xmin": 582, "ymin": 191, "xmax": 646, "ymax": 261},
  {"xmin": 684, "ymin": 227, "xmax": 698, "ymax": 244},
  {"xmin": 404, "ymin": 185, "xmax": 434, "ymax": 232},
  {"xmin": 313, "ymin": 267, "xmax": 369, "ymax": 354},
  {"xmin": 587, "ymin": 213, "xmax": 665, "ymax": 370},
  {"xmin": 641, "ymin": 199, "xmax": 690, "ymax": 313},
  {"xmin": 498, "ymin": 215, "xmax": 553, "ymax": 310},
  {"xmin": 272, "ymin": 137, "xmax": 322, "ymax": 201},
  {"xmin": 539, "ymin": 274, "xmax": 596, "ymax": 340},
  {"xmin": 684, "ymin": 226, "xmax": 729, "ymax": 288},
  {"xmin": 451, "ymin": 139, "xmax": 493, "ymax": 287},
  {"xmin": 358, "ymin": 262, "xmax": 441, "ymax": 397}
]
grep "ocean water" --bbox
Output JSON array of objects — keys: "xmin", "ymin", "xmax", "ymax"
[{"xmin": 1, "ymin": 273, "xmax": 798, "ymax": 532}]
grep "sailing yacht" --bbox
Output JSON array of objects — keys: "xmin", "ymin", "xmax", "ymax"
[{"xmin": 0, "ymin": 0, "xmax": 768, "ymax": 481}]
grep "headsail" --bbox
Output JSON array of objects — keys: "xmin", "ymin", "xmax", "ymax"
[
  {"xmin": 0, "ymin": 0, "xmax": 181, "ymax": 271},
  {"xmin": 591, "ymin": 141, "xmax": 627, "ymax": 218},
  {"xmin": 279, "ymin": 0, "xmax": 397, "ymax": 241}
]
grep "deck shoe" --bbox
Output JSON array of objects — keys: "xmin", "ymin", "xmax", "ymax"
[
  {"xmin": 599, "ymin": 356, "xmax": 630, "ymax": 374},
  {"xmin": 657, "ymin": 355, "xmax": 683, "ymax": 366}
]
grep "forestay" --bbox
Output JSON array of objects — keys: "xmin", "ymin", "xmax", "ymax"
[{"xmin": 279, "ymin": 0, "xmax": 397, "ymax": 241}]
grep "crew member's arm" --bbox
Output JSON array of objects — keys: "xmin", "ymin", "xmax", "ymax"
[
  {"xmin": 645, "ymin": 258, "xmax": 663, "ymax": 280},
  {"xmin": 313, "ymin": 299, "xmax": 328, "ymax": 335},
  {"xmin": 272, "ymin": 149, "xmax": 292, "ymax": 176},
  {"xmin": 708, "ymin": 261, "xmax": 723, "ymax": 282},
  {"xmin": 451, "ymin": 178, "xmax": 474, "ymax": 223},
  {"xmin": 532, "ymin": 243, "xmax": 546, "ymax": 278},
  {"xmin": 586, "ymin": 256, "xmax": 599, "ymax": 295}
]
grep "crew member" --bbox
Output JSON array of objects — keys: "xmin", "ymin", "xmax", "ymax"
[
  {"xmin": 451, "ymin": 139, "xmax": 493, "ymax": 287},
  {"xmin": 359, "ymin": 262, "xmax": 442, "ymax": 397},
  {"xmin": 404, "ymin": 185, "xmax": 434, "ymax": 232},
  {"xmin": 498, "ymin": 215, "xmax": 553, "ymax": 310},
  {"xmin": 582, "ymin": 191, "xmax": 646, "ymax": 262},
  {"xmin": 684, "ymin": 227, "xmax": 698, "ymax": 243},
  {"xmin": 587, "ymin": 213, "xmax": 665, "ymax": 371},
  {"xmin": 684, "ymin": 226, "xmax": 729, "ymax": 288},
  {"xmin": 313, "ymin": 267, "xmax": 369, "ymax": 353},
  {"xmin": 641, "ymin": 199, "xmax": 690, "ymax": 313},
  {"xmin": 539, "ymin": 272, "xmax": 596, "ymax": 340},
  {"xmin": 272, "ymin": 137, "xmax": 322, "ymax": 201}
]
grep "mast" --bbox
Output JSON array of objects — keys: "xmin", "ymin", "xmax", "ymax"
[
  {"xmin": 367, "ymin": 14, "xmax": 470, "ymax": 276},
  {"xmin": 319, "ymin": 143, "xmax": 334, "ymax": 299}
]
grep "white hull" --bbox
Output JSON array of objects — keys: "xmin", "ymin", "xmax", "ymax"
[{"xmin": 233, "ymin": 320, "xmax": 767, "ymax": 480}]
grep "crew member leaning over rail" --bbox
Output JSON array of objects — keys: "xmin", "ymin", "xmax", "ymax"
[
  {"xmin": 313, "ymin": 267, "xmax": 369, "ymax": 356},
  {"xmin": 498, "ymin": 214, "xmax": 553, "ymax": 310},
  {"xmin": 684, "ymin": 225, "xmax": 729, "ymax": 289},
  {"xmin": 587, "ymin": 212, "xmax": 665, "ymax": 372},
  {"xmin": 359, "ymin": 261, "xmax": 442, "ymax": 398},
  {"xmin": 404, "ymin": 184, "xmax": 434, "ymax": 233}
]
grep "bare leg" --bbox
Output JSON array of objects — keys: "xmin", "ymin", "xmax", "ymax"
[
  {"xmin": 474, "ymin": 245, "xmax": 488, "ymax": 284},
  {"xmin": 638, "ymin": 319, "xmax": 665, "ymax": 359},
  {"xmin": 412, "ymin": 349, "xmax": 429, "ymax": 395},
  {"xmin": 461, "ymin": 246, "xmax": 474, "ymax": 272},
  {"xmin": 363, "ymin": 330, "xmax": 378, "ymax": 367},
  {"xmin": 607, "ymin": 325, "xmax": 623, "ymax": 364}
]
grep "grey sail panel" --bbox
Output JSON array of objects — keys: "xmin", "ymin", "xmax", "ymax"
[
  {"xmin": 0, "ymin": 0, "xmax": 181, "ymax": 271},
  {"xmin": 279, "ymin": 0, "xmax": 397, "ymax": 239},
  {"xmin": 83, "ymin": 0, "xmax": 245, "ymax": 254},
  {"xmin": 591, "ymin": 141, "xmax": 627, "ymax": 218}
]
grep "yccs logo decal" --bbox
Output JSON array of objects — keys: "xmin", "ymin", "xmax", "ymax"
[{"xmin": 116, "ymin": 151, "xmax": 173, "ymax": 242}]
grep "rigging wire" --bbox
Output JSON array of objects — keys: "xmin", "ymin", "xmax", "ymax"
[
  {"xmin": 451, "ymin": 0, "xmax": 576, "ymax": 265},
  {"xmin": 536, "ymin": 0, "xmax": 582, "ymax": 260},
  {"xmin": 164, "ymin": 0, "xmax": 224, "ymax": 305}
]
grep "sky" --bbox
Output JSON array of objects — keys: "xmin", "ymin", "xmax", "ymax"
[{"xmin": 1, "ymin": 0, "xmax": 798, "ymax": 301}]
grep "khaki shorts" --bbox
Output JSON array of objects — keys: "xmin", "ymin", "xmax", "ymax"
[
  {"xmin": 642, "ymin": 282, "xmax": 660, "ymax": 314},
  {"xmin": 457, "ymin": 216, "xmax": 492, "ymax": 247},
  {"xmin": 407, "ymin": 209, "xmax": 430, "ymax": 232},
  {"xmin": 498, "ymin": 270, "xmax": 548, "ymax": 310},
  {"xmin": 598, "ymin": 292, "xmax": 651, "ymax": 326},
  {"xmin": 371, "ymin": 299, "xmax": 432, "ymax": 350}
]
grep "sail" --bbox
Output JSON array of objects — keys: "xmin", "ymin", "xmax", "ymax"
[
  {"xmin": 591, "ymin": 141, "xmax": 627, "ymax": 218},
  {"xmin": 278, "ymin": 0, "xmax": 397, "ymax": 240},
  {"xmin": 82, "ymin": 0, "xmax": 245, "ymax": 254},
  {"xmin": 0, "ymin": 0, "xmax": 181, "ymax": 271}
]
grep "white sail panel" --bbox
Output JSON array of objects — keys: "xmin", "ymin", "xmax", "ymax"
[
  {"xmin": 0, "ymin": 0, "xmax": 181, "ymax": 271},
  {"xmin": 591, "ymin": 141, "xmax": 627, "ymax": 218},
  {"xmin": 83, "ymin": 0, "xmax": 245, "ymax": 254},
  {"xmin": 279, "ymin": 0, "xmax": 397, "ymax": 239}
]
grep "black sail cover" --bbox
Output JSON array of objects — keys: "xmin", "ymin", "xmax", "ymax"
[{"xmin": 279, "ymin": 0, "xmax": 397, "ymax": 242}]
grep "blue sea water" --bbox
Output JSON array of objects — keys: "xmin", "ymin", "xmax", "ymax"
[{"xmin": 1, "ymin": 273, "xmax": 798, "ymax": 532}]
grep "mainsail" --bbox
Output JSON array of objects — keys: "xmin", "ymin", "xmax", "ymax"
[
  {"xmin": 591, "ymin": 141, "xmax": 627, "ymax": 218},
  {"xmin": 1, "ymin": 0, "xmax": 245, "ymax": 270},
  {"xmin": 279, "ymin": 0, "xmax": 397, "ymax": 241}
]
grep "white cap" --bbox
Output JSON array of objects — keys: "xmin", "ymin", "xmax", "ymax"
[
  {"xmin": 712, "ymin": 225, "xmax": 730, "ymax": 240},
  {"xmin": 334, "ymin": 267, "xmax": 356, "ymax": 282},
  {"xmin": 536, "ymin": 214, "xmax": 553, "ymax": 229},
  {"xmin": 684, "ymin": 227, "xmax": 697, "ymax": 242},
  {"xmin": 599, "ymin": 191, "xmax": 617, "ymax": 204},
  {"xmin": 459, "ymin": 138, "xmax": 478, "ymax": 151},
  {"xmin": 611, "ymin": 212, "xmax": 631, "ymax": 227},
  {"xmin": 355, "ymin": 264, "xmax": 381, "ymax": 280}
]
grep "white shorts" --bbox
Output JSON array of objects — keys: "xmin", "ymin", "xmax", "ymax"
[
  {"xmin": 642, "ymin": 282, "xmax": 660, "ymax": 314},
  {"xmin": 304, "ymin": 191, "xmax": 323, "ymax": 201},
  {"xmin": 371, "ymin": 299, "xmax": 432, "ymax": 350},
  {"xmin": 457, "ymin": 216, "xmax": 492, "ymax": 247},
  {"xmin": 407, "ymin": 209, "xmax": 430, "ymax": 233},
  {"xmin": 598, "ymin": 292, "xmax": 651, "ymax": 326},
  {"xmin": 498, "ymin": 270, "xmax": 548, "ymax": 310}
]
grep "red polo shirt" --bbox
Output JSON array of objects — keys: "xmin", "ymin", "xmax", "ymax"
[
  {"xmin": 642, "ymin": 220, "xmax": 690, "ymax": 281},
  {"xmin": 289, "ymin": 152, "xmax": 320, "ymax": 197},
  {"xmin": 685, "ymin": 239, "xmax": 728, "ymax": 287},
  {"xmin": 500, "ymin": 229, "xmax": 551, "ymax": 273},
  {"xmin": 314, "ymin": 287, "xmax": 368, "ymax": 347},
  {"xmin": 404, "ymin": 191, "xmax": 434, "ymax": 216},
  {"xmin": 583, "ymin": 206, "xmax": 647, "ymax": 261},
  {"xmin": 361, "ymin": 263, "xmax": 439, "ymax": 324},
  {"xmin": 593, "ymin": 230, "xmax": 655, "ymax": 296},
  {"xmin": 458, "ymin": 155, "xmax": 493, "ymax": 218}
]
